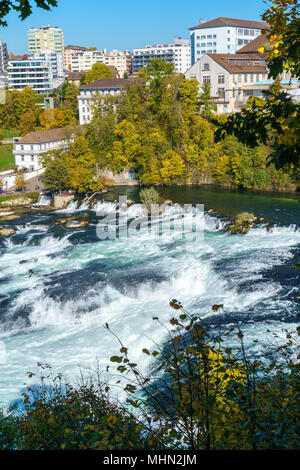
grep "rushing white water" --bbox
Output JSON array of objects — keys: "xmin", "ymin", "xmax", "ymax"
[
  {"xmin": 0, "ymin": 200, "xmax": 299, "ymax": 407},
  {"xmin": 32, "ymin": 195, "xmax": 52, "ymax": 207}
]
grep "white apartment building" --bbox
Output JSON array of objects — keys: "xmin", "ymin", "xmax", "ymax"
[
  {"xmin": 30, "ymin": 49, "xmax": 65, "ymax": 88},
  {"xmin": 8, "ymin": 49, "xmax": 65, "ymax": 93},
  {"xmin": 133, "ymin": 38, "xmax": 191, "ymax": 74},
  {"xmin": 8, "ymin": 59, "xmax": 52, "ymax": 94},
  {"xmin": 189, "ymin": 17, "xmax": 268, "ymax": 65},
  {"xmin": 71, "ymin": 50, "xmax": 106, "ymax": 72},
  {"xmin": 78, "ymin": 78, "xmax": 130, "ymax": 124},
  {"xmin": 64, "ymin": 45, "xmax": 88, "ymax": 70},
  {"xmin": 14, "ymin": 128, "xmax": 71, "ymax": 172},
  {"xmin": 28, "ymin": 25, "xmax": 64, "ymax": 55}
]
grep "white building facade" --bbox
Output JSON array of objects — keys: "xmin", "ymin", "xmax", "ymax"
[
  {"xmin": 8, "ymin": 59, "xmax": 52, "ymax": 93},
  {"xmin": 14, "ymin": 128, "xmax": 71, "ymax": 172},
  {"xmin": 8, "ymin": 50, "xmax": 65, "ymax": 93},
  {"xmin": 190, "ymin": 17, "xmax": 267, "ymax": 65},
  {"xmin": 133, "ymin": 38, "xmax": 191, "ymax": 74},
  {"xmin": 185, "ymin": 51, "xmax": 269, "ymax": 114},
  {"xmin": 78, "ymin": 78, "xmax": 130, "ymax": 124},
  {"xmin": 30, "ymin": 49, "xmax": 65, "ymax": 88},
  {"xmin": 71, "ymin": 50, "xmax": 106, "ymax": 72}
]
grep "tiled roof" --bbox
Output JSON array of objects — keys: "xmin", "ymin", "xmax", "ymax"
[
  {"xmin": 19, "ymin": 128, "xmax": 71, "ymax": 144},
  {"xmin": 237, "ymin": 34, "xmax": 269, "ymax": 54},
  {"xmin": 190, "ymin": 17, "xmax": 269, "ymax": 31},
  {"xmin": 208, "ymin": 53, "xmax": 268, "ymax": 74},
  {"xmin": 79, "ymin": 78, "xmax": 130, "ymax": 90},
  {"xmin": 67, "ymin": 71, "xmax": 85, "ymax": 81},
  {"xmin": 65, "ymin": 45, "xmax": 88, "ymax": 51}
]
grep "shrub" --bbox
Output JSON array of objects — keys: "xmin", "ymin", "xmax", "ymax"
[{"xmin": 139, "ymin": 187, "xmax": 161, "ymax": 213}]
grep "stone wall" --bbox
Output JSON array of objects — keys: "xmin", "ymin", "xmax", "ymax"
[{"xmin": 53, "ymin": 194, "xmax": 75, "ymax": 209}]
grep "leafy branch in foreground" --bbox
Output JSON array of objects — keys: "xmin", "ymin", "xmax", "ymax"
[
  {"xmin": 1, "ymin": 302, "xmax": 299, "ymax": 450},
  {"xmin": 0, "ymin": 0, "xmax": 58, "ymax": 26}
]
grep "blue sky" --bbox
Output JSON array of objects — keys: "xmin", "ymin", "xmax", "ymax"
[{"xmin": 1, "ymin": 0, "xmax": 266, "ymax": 54}]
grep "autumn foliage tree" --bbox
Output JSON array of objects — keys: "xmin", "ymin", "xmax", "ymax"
[
  {"xmin": 83, "ymin": 63, "xmax": 114, "ymax": 84},
  {"xmin": 86, "ymin": 58, "xmax": 290, "ymax": 189}
]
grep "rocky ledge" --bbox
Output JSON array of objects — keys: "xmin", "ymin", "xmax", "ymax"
[
  {"xmin": 224, "ymin": 212, "xmax": 263, "ymax": 235},
  {"xmin": 0, "ymin": 226, "xmax": 16, "ymax": 237}
]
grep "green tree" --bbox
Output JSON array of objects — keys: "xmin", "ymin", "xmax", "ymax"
[
  {"xmin": 41, "ymin": 150, "xmax": 71, "ymax": 192},
  {"xmin": 19, "ymin": 110, "xmax": 36, "ymax": 136},
  {"xmin": 83, "ymin": 63, "xmax": 114, "ymax": 84},
  {"xmin": 199, "ymin": 82, "xmax": 217, "ymax": 120},
  {"xmin": 0, "ymin": 0, "xmax": 57, "ymax": 26}
]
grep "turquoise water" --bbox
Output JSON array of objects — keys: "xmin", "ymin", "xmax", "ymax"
[{"xmin": 0, "ymin": 186, "xmax": 299, "ymax": 407}]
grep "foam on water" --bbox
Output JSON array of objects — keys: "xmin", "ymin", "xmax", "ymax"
[{"xmin": 0, "ymin": 207, "xmax": 299, "ymax": 407}]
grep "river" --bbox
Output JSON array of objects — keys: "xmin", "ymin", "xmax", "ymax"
[{"xmin": 0, "ymin": 186, "xmax": 299, "ymax": 407}]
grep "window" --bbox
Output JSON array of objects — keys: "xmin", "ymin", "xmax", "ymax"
[
  {"xmin": 217, "ymin": 88, "xmax": 225, "ymax": 99},
  {"xmin": 31, "ymin": 155, "xmax": 34, "ymax": 161},
  {"xmin": 218, "ymin": 74, "xmax": 225, "ymax": 84},
  {"xmin": 244, "ymin": 29, "xmax": 249, "ymax": 35},
  {"xmin": 237, "ymin": 75, "xmax": 242, "ymax": 83},
  {"xmin": 203, "ymin": 75, "xmax": 211, "ymax": 83},
  {"xmin": 237, "ymin": 28, "xmax": 243, "ymax": 35},
  {"xmin": 21, "ymin": 155, "xmax": 24, "ymax": 161},
  {"xmin": 203, "ymin": 63, "xmax": 210, "ymax": 71}
]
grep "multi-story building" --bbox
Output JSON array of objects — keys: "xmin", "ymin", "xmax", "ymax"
[
  {"xmin": 103, "ymin": 50, "xmax": 133, "ymax": 77},
  {"xmin": 8, "ymin": 59, "xmax": 52, "ymax": 94},
  {"xmin": 189, "ymin": 17, "xmax": 268, "ymax": 65},
  {"xmin": 0, "ymin": 39, "xmax": 8, "ymax": 72},
  {"xmin": 185, "ymin": 34, "xmax": 297, "ymax": 114},
  {"xmin": 28, "ymin": 25, "xmax": 64, "ymax": 55},
  {"xmin": 14, "ymin": 128, "xmax": 71, "ymax": 172},
  {"xmin": 64, "ymin": 45, "xmax": 88, "ymax": 70},
  {"xmin": 78, "ymin": 78, "xmax": 130, "ymax": 124},
  {"xmin": 29, "ymin": 49, "xmax": 65, "ymax": 87},
  {"xmin": 133, "ymin": 38, "xmax": 191, "ymax": 74},
  {"xmin": 8, "ymin": 49, "xmax": 65, "ymax": 94},
  {"xmin": 71, "ymin": 49, "xmax": 106, "ymax": 72}
]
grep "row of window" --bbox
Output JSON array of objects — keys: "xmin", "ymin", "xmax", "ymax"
[
  {"xmin": 201, "ymin": 73, "xmax": 266, "ymax": 84},
  {"xmin": 196, "ymin": 34, "xmax": 217, "ymax": 40}
]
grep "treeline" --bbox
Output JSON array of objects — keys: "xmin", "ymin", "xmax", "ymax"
[
  {"xmin": 0, "ymin": 304, "xmax": 299, "ymax": 450},
  {"xmin": 86, "ymin": 60, "xmax": 295, "ymax": 191}
]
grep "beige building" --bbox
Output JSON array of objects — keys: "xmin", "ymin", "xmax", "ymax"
[
  {"xmin": 71, "ymin": 49, "xmax": 132, "ymax": 77},
  {"xmin": 71, "ymin": 49, "xmax": 106, "ymax": 72},
  {"xmin": 103, "ymin": 50, "xmax": 132, "ymax": 77},
  {"xmin": 28, "ymin": 25, "xmax": 64, "ymax": 55}
]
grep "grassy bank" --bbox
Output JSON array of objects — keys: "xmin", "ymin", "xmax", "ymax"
[
  {"xmin": 0, "ymin": 144, "xmax": 14, "ymax": 170},
  {"xmin": 0, "ymin": 192, "xmax": 39, "ymax": 207}
]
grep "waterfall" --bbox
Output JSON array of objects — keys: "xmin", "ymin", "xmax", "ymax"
[{"xmin": 32, "ymin": 195, "xmax": 52, "ymax": 207}]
